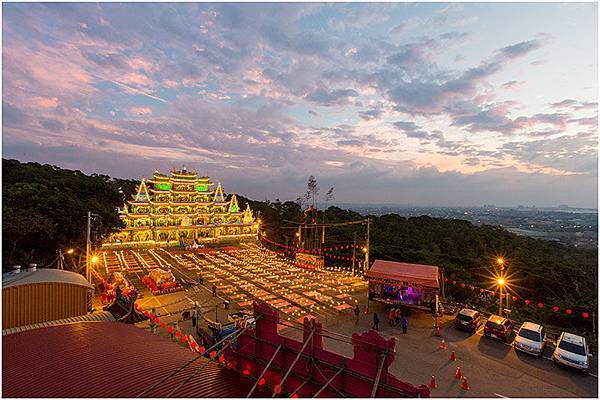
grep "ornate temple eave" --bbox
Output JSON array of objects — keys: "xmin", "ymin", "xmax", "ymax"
[{"xmin": 121, "ymin": 222, "xmax": 257, "ymax": 231}]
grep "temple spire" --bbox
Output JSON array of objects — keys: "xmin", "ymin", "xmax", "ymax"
[
  {"xmin": 134, "ymin": 178, "xmax": 150, "ymax": 202},
  {"xmin": 229, "ymin": 193, "xmax": 240, "ymax": 213},
  {"xmin": 213, "ymin": 182, "xmax": 225, "ymax": 202},
  {"xmin": 243, "ymin": 203, "xmax": 254, "ymax": 224}
]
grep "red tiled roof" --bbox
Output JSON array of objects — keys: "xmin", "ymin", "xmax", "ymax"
[
  {"xmin": 365, "ymin": 259, "xmax": 439, "ymax": 288},
  {"xmin": 2, "ymin": 321, "xmax": 268, "ymax": 398}
]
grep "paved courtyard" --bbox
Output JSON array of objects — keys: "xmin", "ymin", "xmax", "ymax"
[{"xmin": 97, "ymin": 244, "xmax": 598, "ymax": 398}]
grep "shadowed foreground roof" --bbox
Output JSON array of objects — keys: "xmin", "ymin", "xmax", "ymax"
[{"xmin": 2, "ymin": 321, "xmax": 266, "ymax": 398}]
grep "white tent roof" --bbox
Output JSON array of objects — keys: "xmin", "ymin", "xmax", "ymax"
[{"xmin": 3, "ymin": 268, "xmax": 93, "ymax": 290}]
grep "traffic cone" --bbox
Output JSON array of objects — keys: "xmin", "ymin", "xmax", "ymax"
[
  {"xmin": 461, "ymin": 376, "xmax": 470, "ymax": 391},
  {"xmin": 449, "ymin": 351, "xmax": 456, "ymax": 361},
  {"xmin": 429, "ymin": 375, "xmax": 437, "ymax": 389},
  {"xmin": 455, "ymin": 367, "xmax": 462, "ymax": 380},
  {"xmin": 439, "ymin": 339, "xmax": 446, "ymax": 350}
]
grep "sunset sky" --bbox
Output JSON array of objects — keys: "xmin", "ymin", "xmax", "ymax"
[{"xmin": 3, "ymin": 3, "xmax": 598, "ymax": 207}]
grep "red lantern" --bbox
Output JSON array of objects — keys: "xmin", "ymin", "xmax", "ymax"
[
  {"xmin": 479, "ymin": 288, "xmax": 484, "ymax": 293},
  {"xmin": 218, "ymin": 354, "xmax": 225, "ymax": 363},
  {"xmin": 258, "ymin": 378, "xmax": 266, "ymax": 386},
  {"xmin": 149, "ymin": 313, "xmax": 155, "ymax": 320},
  {"xmin": 161, "ymin": 322, "xmax": 167, "ymax": 328},
  {"xmin": 291, "ymin": 394, "xmax": 299, "ymax": 398},
  {"xmin": 525, "ymin": 299, "xmax": 530, "ymax": 305},
  {"xmin": 143, "ymin": 311, "xmax": 149, "ymax": 317},
  {"xmin": 512, "ymin": 296, "xmax": 517, "ymax": 302},
  {"xmin": 566, "ymin": 309, "xmax": 572, "ymax": 315},
  {"xmin": 210, "ymin": 350, "xmax": 217, "ymax": 359},
  {"xmin": 182, "ymin": 335, "xmax": 188, "ymax": 343},
  {"xmin": 199, "ymin": 346, "xmax": 206, "ymax": 353},
  {"xmin": 460, "ymin": 283, "xmax": 465, "ymax": 288},
  {"xmin": 155, "ymin": 317, "xmax": 160, "ymax": 324},
  {"xmin": 553, "ymin": 306, "xmax": 559, "ymax": 312},
  {"xmin": 537, "ymin": 303, "xmax": 543, "ymax": 308},
  {"xmin": 452, "ymin": 280, "xmax": 456, "ymax": 285},
  {"xmin": 490, "ymin": 292, "xmax": 495, "ymax": 296},
  {"xmin": 168, "ymin": 326, "xmax": 174, "ymax": 333},
  {"xmin": 444, "ymin": 277, "xmax": 448, "ymax": 282},
  {"xmin": 175, "ymin": 331, "xmax": 181, "ymax": 337},
  {"xmin": 583, "ymin": 312, "xmax": 589, "ymax": 319},
  {"xmin": 243, "ymin": 369, "xmax": 250, "ymax": 376}
]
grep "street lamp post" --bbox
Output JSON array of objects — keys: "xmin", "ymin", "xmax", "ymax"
[{"xmin": 497, "ymin": 277, "xmax": 505, "ymax": 316}]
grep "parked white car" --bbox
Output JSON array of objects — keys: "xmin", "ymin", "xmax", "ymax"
[
  {"xmin": 552, "ymin": 332, "xmax": 590, "ymax": 371},
  {"xmin": 514, "ymin": 322, "xmax": 546, "ymax": 357}
]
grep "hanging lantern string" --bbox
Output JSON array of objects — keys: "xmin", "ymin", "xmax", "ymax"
[
  {"xmin": 261, "ymin": 236, "xmax": 359, "ymax": 259},
  {"xmin": 443, "ymin": 276, "xmax": 592, "ymax": 318}
]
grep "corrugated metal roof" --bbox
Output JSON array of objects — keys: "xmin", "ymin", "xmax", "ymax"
[
  {"xmin": 2, "ymin": 311, "xmax": 115, "ymax": 336},
  {"xmin": 366, "ymin": 259, "xmax": 439, "ymax": 288},
  {"xmin": 2, "ymin": 321, "xmax": 267, "ymax": 398},
  {"xmin": 2, "ymin": 268, "xmax": 93, "ymax": 289}
]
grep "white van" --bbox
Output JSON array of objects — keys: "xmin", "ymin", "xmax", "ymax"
[
  {"xmin": 514, "ymin": 322, "xmax": 546, "ymax": 357},
  {"xmin": 552, "ymin": 332, "xmax": 590, "ymax": 371}
]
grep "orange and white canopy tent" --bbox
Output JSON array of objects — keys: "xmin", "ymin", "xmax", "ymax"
[{"xmin": 365, "ymin": 259, "xmax": 440, "ymax": 288}]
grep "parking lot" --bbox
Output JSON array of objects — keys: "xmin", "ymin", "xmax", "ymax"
[{"xmin": 318, "ymin": 302, "xmax": 598, "ymax": 398}]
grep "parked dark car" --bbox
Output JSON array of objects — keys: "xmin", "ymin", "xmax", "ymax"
[
  {"xmin": 484, "ymin": 314, "xmax": 513, "ymax": 342},
  {"xmin": 454, "ymin": 308, "xmax": 483, "ymax": 333}
]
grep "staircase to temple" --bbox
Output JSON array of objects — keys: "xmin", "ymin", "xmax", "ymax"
[
  {"xmin": 134, "ymin": 250, "xmax": 161, "ymax": 271},
  {"xmin": 103, "ymin": 251, "xmax": 123, "ymax": 275},
  {"xmin": 123, "ymin": 252, "xmax": 143, "ymax": 273}
]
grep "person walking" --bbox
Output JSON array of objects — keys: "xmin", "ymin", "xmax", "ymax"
[
  {"xmin": 401, "ymin": 315, "xmax": 408, "ymax": 334},
  {"xmin": 395, "ymin": 307, "xmax": 402, "ymax": 327},
  {"xmin": 372, "ymin": 312, "xmax": 380, "ymax": 331},
  {"xmin": 388, "ymin": 308, "xmax": 395, "ymax": 326},
  {"xmin": 212, "ymin": 284, "xmax": 217, "ymax": 297},
  {"xmin": 354, "ymin": 305, "xmax": 360, "ymax": 325}
]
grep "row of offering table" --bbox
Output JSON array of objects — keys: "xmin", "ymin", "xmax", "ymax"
[{"xmin": 155, "ymin": 243, "xmax": 367, "ymax": 322}]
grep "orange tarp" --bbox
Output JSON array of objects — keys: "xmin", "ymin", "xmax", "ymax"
[{"xmin": 365, "ymin": 259, "xmax": 439, "ymax": 288}]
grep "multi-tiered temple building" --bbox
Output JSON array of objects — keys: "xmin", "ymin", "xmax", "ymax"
[{"xmin": 102, "ymin": 167, "xmax": 259, "ymax": 248}]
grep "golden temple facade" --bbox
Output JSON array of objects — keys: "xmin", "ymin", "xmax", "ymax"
[{"xmin": 102, "ymin": 167, "xmax": 258, "ymax": 248}]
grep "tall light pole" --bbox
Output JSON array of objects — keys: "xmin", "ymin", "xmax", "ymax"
[
  {"xmin": 497, "ymin": 277, "xmax": 505, "ymax": 316},
  {"xmin": 86, "ymin": 211, "xmax": 92, "ymax": 283},
  {"xmin": 496, "ymin": 257, "xmax": 506, "ymax": 316},
  {"xmin": 365, "ymin": 218, "xmax": 370, "ymax": 272},
  {"xmin": 86, "ymin": 212, "xmax": 100, "ymax": 284}
]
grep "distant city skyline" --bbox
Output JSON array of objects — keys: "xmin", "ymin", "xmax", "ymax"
[{"xmin": 2, "ymin": 3, "xmax": 598, "ymax": 208}]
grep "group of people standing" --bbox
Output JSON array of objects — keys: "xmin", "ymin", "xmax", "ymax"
[{"xmin": 370, "ymin": 307, "xmax": 408, "ymax": 333}]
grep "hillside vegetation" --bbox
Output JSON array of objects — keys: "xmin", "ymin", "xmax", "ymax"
[{"xmin": 3, "ymin": 159, "xmax": 596, "ymax": 333}]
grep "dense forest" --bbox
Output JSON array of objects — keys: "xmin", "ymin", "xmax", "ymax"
[
  {"xmin": 2, "ymin": 159, "xmax": 137, "ymax": 269},
  {"xmin": 3, "ymin": 159, "xmax": 597, "ymax": 333}
]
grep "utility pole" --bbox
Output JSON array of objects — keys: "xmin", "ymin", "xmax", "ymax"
[
  {"xmin": 498, "ymin": 285, "xmax": 503, "ymax": 317},
  {"xmin": 86, "ymin": 211, "xmax": 92, "ymax": 284},
  {"xmin": 352, "ymin": 231, "xmax": 357, "ymax": 276},
  {"xmin": 57, "ymin": 249, "xmax": 64, "ymax": 270},
  {"xmin": 365, "ymin": 218, "xmax": 371, "ymax": 272}
]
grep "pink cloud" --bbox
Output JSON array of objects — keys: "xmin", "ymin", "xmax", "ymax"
[
  {"xmin": 32, "ymin": 96, "xmax": 59, "ymax": 108},
  {"xmin": 129, "ymin": 107, "xmax": 153, "ymax": 116}
]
